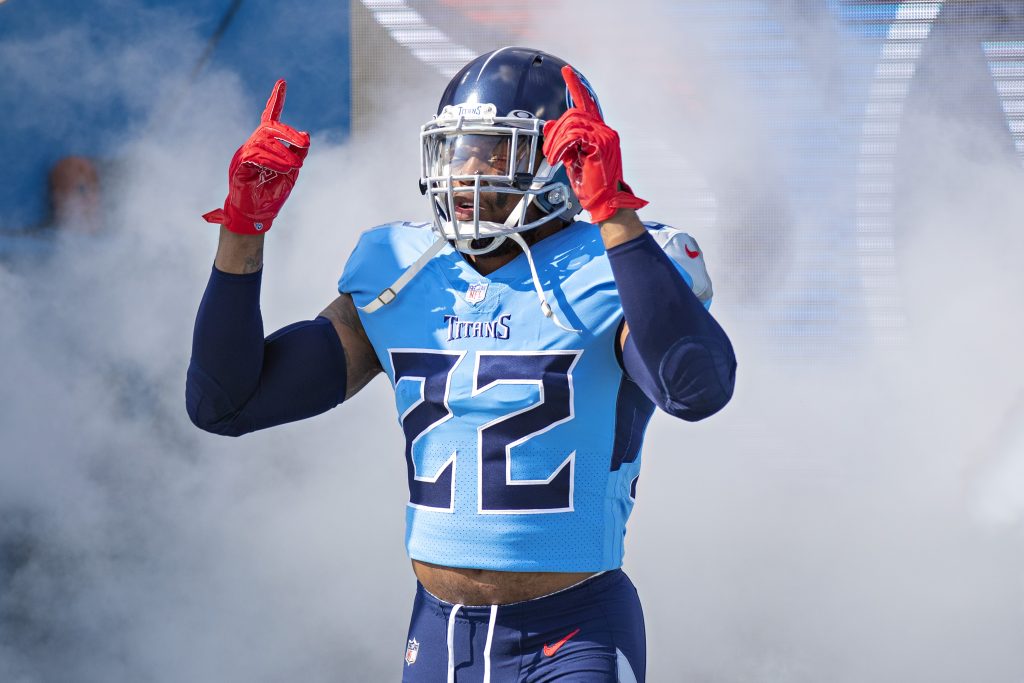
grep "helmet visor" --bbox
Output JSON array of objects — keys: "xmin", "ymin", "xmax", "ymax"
[{"xmin": 426, "ymin": 133, "xmax": 535, "ymax": 180}]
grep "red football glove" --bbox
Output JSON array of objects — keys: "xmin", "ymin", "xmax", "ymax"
[
  {"xmin": 203, "ymin": 80, "xmax": 310, "ymax": 234},
  {"xmin": 542, "ymin": 66, "xmax": 647, "ymax": 223}
]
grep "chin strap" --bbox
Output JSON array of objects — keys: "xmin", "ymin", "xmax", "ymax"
[
  {"xmin": 454, "ymin": 235, "xmax": 507, "ymax": 255},
  {"xmin": 507, "ymin": 232, "xmax": 581, "ymax": 334}
]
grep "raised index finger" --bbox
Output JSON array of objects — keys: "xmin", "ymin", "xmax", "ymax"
[
  {"xmin": 261, "ymin": 79, "xmax": 287, "ymax": 123},
  {"xmin": 562, "ymin": 65, "xmax": 601, "ymax": 120}
]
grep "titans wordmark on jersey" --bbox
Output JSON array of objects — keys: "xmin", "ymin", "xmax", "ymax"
[{"xmin": 339, "ymin": 220, "xmax": 711, "ymax": 572}]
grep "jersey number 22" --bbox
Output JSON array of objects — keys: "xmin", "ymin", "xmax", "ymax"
[{"xmin": 390, "ymin": 349, "xmax": 581, "ymax": 514}]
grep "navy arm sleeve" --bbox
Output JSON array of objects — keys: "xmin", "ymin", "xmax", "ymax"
[
  {"xmin": 185, "ymin": 266, "xmax": 347, "ymax": 437},
  {"xmin": 607, "ymin": 231, "xmax": 736, "ymax": 422}
]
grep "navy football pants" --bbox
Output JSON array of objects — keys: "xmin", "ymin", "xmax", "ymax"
[{"xmin": 401, "ymin": 569, "xmax": 645, "ymax": 682}]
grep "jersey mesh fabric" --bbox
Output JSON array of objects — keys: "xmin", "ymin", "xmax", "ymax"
[{"xmin": 338, "ymin": 220, "xmax": 707, "ymax": 572}]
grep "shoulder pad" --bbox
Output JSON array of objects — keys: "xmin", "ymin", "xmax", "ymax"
[
  {"xmin": 338, "ymin": 221, "xmax": 435, "ymax": 299},
  {"xmin": 644, "ymin": 222, "xmax": 713, "ymax": 305}
]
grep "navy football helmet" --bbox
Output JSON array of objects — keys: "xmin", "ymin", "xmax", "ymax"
[{"xmin": 420, "ymin": 47, "xmax": 600, "ymax": 254}]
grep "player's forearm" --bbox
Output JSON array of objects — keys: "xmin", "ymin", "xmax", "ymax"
[
  {"xmin": 214, "ymin": 228, "xmax": 265, "ymax": 274},
  {"xmin": 187, "ymin": 265, "xmax": 266, "ymax": 433},
  {"xmin": 606, "ymin": 228, "xmax": 736, "ymax": 421},
  {"xmin": 186, "ymin": 265, "xmax": 348, "ymax": 436}
]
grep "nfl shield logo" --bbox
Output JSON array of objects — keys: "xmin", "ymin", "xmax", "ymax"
[
  {"xmin": 466, "ymin": 282, "xmax": 488, "ymax": 305},
  {"xmin": 405, "ymin": 638, "xmax": 419, "ymax": 666}
]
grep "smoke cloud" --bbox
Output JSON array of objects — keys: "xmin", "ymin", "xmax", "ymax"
[{"xmin": 1, "ymin": 2, "xmax": 1023, "ymax": 682}]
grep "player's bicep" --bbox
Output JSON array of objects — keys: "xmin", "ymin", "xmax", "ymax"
[{"xmin": 320, "ymin": 293, "xmax": 383, "ymax": 399}]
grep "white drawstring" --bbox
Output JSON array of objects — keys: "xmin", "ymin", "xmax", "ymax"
[
  {"xmin": 444, "ymin": 602, "xmax": 498, "ymax": 683},
  {"xmin": 482, "ymin": 604, "xmax": 498, "ymax": 683},
  {"xmin": 446, "ymin": 603, "xmax": 463, "ymax": 683},
  {"xmin": 507, "ymin": 232, "xmax": 581, "ymax": 333},
  {"xmin": 432, "ymin": 576, "xmax": 604, "ymax": 682}
]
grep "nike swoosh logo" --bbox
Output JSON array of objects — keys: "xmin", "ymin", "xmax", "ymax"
[
  {"xmin": 543, "ymin": 627, "xmax": 581, "ymax": 657},
  {"xmin": 684, "ymin": 244, "xmax": 700, "ymax": 259}
]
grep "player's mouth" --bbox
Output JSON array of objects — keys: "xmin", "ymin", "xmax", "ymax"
[
  {"xmin": 454, "ymin": 198, "xmax": 475, "ymax": 220},
  {"xmin": 451, "ymin": 190, "xmax": 514, "ymax": 224}
]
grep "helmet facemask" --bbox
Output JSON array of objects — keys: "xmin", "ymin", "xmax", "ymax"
[{"xmin": 420, "ymin": 102, "xmax": 576, "ymax": 255}]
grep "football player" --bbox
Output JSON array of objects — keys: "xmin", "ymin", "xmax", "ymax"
[{"xmin": 187, "ymin": 47, "xmax": 736, "ymax": 682}]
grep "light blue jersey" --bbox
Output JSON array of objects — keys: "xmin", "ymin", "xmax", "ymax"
[{"xmin": 339, "ymin": 220, "xmax": 711, "ymax": 572}]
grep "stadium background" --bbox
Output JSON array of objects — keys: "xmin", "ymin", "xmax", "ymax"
[{"xmin": 1, "ymin": 1, "xmax": 1023, "ymax": 681}]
